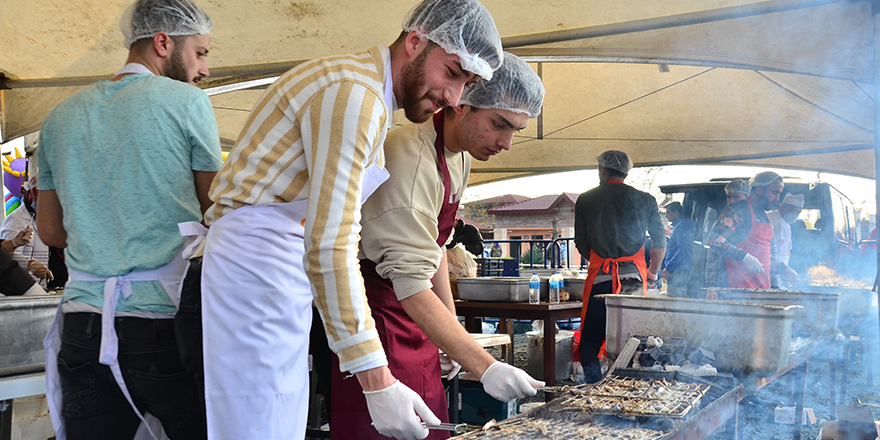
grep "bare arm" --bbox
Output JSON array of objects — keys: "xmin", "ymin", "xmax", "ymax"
[
  {"xmin": 1, "ymin": 240, "xmax": 14, "ymax": 254},
  {"xmin": 401, "ymin": 289, "xmax": 495, "ymax": 378},
  {"xmin": 431, "ymin": 252, "xmax": 455, "ymax": 315},
  {"xmin": 648, "ymin": 247, "xmax": 666, "ymax": 278},
  {"xmin": 36, "ymin": 190, "xmax": 67, "ymax": 248},
  {"xmin": 193, "ymin": 171, "xmax": 218, "ymax": 216}
]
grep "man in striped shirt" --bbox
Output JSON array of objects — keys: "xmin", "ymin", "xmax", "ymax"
[{"xmin": 196, "ymin": 0, "xmax": 503, "ymax": 438}]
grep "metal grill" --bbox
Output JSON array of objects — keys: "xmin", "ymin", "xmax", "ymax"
[
  {"xmin": 451, "ymin": 416, "xmax": 665, "ymax": 440},
  {"xmin": 556, "ymin": 377, "xmax": 710, "ymax": 418}
]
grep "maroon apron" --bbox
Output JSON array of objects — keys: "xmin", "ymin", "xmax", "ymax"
[
  {"xmin": 331, "ymin": 113, "xmax": 459, "ymax": 440},
  {"xmin": 725, "ymin": 200, "xmax": 772, "ymax": 289}
]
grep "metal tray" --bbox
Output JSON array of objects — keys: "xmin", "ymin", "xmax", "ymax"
[
  {"xmin": 600, "ymin": 295, "xmax": 798, "ymax": 377},
  {"xmin": 457, "ymin": 277, "xmax": 532, "ymax": 302},
  {"xmin": 713, "ymin": 288, "xmax": 839, "ymax": 336},
  {"xmin": 0, "ymin": 295, "xmax": 61, "ymax": 377},
  {"xmin": 794, "ymin": 285, "xmax": 873, "ymax": 327}
]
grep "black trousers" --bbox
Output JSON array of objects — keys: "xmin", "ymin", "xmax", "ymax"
[
  {"xmin": 58, "ymin": 313, "xmax": 206, "ymax": 440},
  {"xmin": 174, "ymin": 258, "xmax": 207, "ymax": 430},
  {"xmin": 579, "ymin": 278, "xmax": 644, "ymax": 383}
]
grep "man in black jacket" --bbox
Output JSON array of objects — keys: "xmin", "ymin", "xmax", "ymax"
[{"xmin": 447, "ymin": 218, "xmax": 484, "ymax": 256}]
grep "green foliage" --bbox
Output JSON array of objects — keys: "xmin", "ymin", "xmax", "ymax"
[{"xmin": 520, "ymin": 245, "xmax": 544, "ymax": 267}]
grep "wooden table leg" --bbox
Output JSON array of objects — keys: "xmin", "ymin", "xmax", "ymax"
[{"xmin": 544, "ymin": 314, "xmax": 557, "ymax": 387}]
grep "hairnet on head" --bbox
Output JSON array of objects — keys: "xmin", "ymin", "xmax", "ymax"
[
  {"xmin": 724, "ymin": 179, "xmax": 751, "ymax": 196},
  {"xmin": 596, "ymin": 150, "xmax": 632, "ymax": 175},
  {"xmin": 458, "ymin": 52, "xmax": 544, "ymax": 118},
  {"xmin": 120, "ymin": 0, "xmax": 212, "ymax": 49},
  {"xmin": 749, "ymin": 171, "xmax": 783, "ymax": 188},
  {"xmin": 402, "ymin": 0, "xmax": 502, "ymax": 80},
  {"xmin": 782, "ymin": 193, "xmax": 804, "ymax": 208}
]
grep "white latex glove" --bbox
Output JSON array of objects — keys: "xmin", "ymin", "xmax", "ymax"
[
  {"xmin": 12, "ymin": 226, "xmax": 33, "ymax": 247},
  {"xmin": 439, "ymin": 354, "xmax": 461, "ymax": 380},
  {"xmin": 741, "ymin": 253, "xmax": 765, "ymax": 273},
  {"xmin": 480, "ymin": 361, "xmax": 545, "ymax": 402},
  {"xmin": 363, "ymin": 380, "xmax": 440, "ymax": 440},
  {"xmin": 27, "ymin": 259, "xmax": 54, "ymax": 280}
]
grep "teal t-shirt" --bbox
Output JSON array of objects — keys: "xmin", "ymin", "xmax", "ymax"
[{"xmin": 38, "ymin": 74, "xmax": 222, "ymax": 313}]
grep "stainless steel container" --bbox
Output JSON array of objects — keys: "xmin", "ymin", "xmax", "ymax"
[
  {"xmin": 0, "ymin": 295, "xmax": 61, "ymax": 376},
  {"xmin": 525, "ymin": 330, "xmax": 574, "ymax": 381},
  {"xmin": 457, "ymin": 277, "xmax": 531, "ymax": 302},
  {"xmin": 600, "ymin": 295, "xmax": 798, "ymax": 376},
  {"xmin": 563, "ymin": 278, "xmax": 585, "ymax": 301},
  {"xmin": 796, "ymin": 285, "xmax": 872, "ymax": 326},
  {"xmin": 714, "ymin": 288, "xmax": 839, "ymax": 336}
]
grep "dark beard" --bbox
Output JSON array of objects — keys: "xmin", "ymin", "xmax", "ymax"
[
  {"xmin": 166, "ymin": 45, "xmax": 191, "ymax": 84},
  {"xmin": 399, "ymin": 45, "xmax": 434, "ymax": 123}
]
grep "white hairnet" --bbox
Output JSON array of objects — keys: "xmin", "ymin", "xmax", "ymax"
[
  {"xmin": 724, "ymin": 179, "xmax": 750, "ymax": 196},
  {"xmin": 120, "ymin": 0, "xmax": 212, "ymax": 49},
  {"xmin": 749, "ymin": 171, "xmax": 783, "ymax": 188},
  {"xmin": 596, "ymin": 150, "xmax": 632, "ymax": 175},
  {"xmin": 457, "ymin": 52, "xmax": 544, "ymax": 118},
  {"xmin": 782, "ymin": 193, "xmax": 804, "ymax": 208},
  {"xmin": 402, "ymin": 0, "xmax": 502, "ymax": 81}
]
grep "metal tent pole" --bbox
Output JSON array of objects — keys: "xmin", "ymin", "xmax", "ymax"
[{"xmin": 873, "ymin": 0, "xmax": 880, "ymax": 355}]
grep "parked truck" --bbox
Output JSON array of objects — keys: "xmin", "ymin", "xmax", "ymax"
[{"xmin": 659, "ymin": 178, "xmax": 872, "ymax": 293}]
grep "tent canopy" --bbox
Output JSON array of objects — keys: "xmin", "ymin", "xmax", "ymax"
[{"xmin": 1, "ymin": 0, "xmax": 875, "ymax": 185}]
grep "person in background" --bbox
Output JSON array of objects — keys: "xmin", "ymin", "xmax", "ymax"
[
  {"xmin": 36, "ymin": 0, "xmax": 220, "ymax": 438},
  {"xmin": 447, "ymin": 217, "xmax": 484, "ymax": 256},
  {"xmin": 705, "ymin": 172, "xmax": 797, "ymax": 294},
  {"xmin": 705, "ymin": 179, "xmax": 753, "ymax": 290},
  {"xmin": 332, "ymin": 52, "xmax": 545, "ymax": 440},
  {"xmin": 1, "ymin": 163, "xmax": 55, "ymax": 285},
  {"xmin": 768, "ymin": 193, "xmax": 804, "ymax": 267},
  {"xmin": 195, "ymin": 1, "xmax": 503, "ymax": 439},
  {"xmin": 574, "ymin": 150, "xmax": 667, "ymax": 383},
  {"xmin": 490, "ymin": 242, "xmax": 503, "ymax": 257},
  {"xmin": 724, "ymin": 179, "xmax": 750, "ymax": 205},
  {"xmin": 662, "ymin": 202, "xmax": 695, "ymax": 297}
]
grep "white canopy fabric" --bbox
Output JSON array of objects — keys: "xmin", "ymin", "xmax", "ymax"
[{"xmin": 1, "ymin": 0, "xmax": 876, "ymax": 184}]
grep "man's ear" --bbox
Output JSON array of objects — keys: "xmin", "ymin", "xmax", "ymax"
[
  {"xmin": 153, "ymin": 32, "xmax": 173, "ymax": 58},
  {"xmin": 404, "ymin": 30, "xmax": 427, "ymax": 59}
]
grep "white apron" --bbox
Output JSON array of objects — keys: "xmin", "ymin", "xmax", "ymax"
[
  {"xmin": 44, "ymin": 236, "xmax": 195, "ymax": 440},
  {"xmin": 201, "ymin": 163, "xmax": 389, "ymax": 440}
]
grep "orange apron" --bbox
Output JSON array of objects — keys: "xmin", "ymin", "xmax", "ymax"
[
  {"xmin": 579, "ymin": 247, "xmax": 649, "ymax": 359},
  {"xmin": 725, "ymin": 200, "xmax": 772, "ymax": 289}
]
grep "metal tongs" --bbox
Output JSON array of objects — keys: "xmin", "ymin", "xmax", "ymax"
[{"xmin": 423, "ymin": 419, "xmax": 498, "ymax": 434}]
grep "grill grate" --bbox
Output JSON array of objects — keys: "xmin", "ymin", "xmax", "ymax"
[{"xmin": 451, "ymin": 417, "xmax": 665, "ymax": 440}]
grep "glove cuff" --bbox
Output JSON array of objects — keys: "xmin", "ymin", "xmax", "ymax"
[{"xmin": 362, "ymin": 380, "xmax": 399, "ymax": 395}]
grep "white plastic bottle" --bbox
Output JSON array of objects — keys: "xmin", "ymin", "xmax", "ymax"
[
  {"xmin": 549, "ymin": 272, "xmax": 561, "ymax": 304},
  {"xmin": 529, "ymin": 273, "xmax": 541, "ymax": 304}
]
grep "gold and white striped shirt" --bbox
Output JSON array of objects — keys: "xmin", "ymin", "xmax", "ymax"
[{"xmin": 206, "ymin": 46, "xmax": 392, "ymax": 372}]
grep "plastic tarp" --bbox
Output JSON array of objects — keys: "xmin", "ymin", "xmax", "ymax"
[{"xmin": 1, "ymin": 0, "xmax": 875, "ymax": 183}]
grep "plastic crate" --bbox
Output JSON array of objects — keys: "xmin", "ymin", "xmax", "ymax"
[{"xmin": 475, "ymin": 258, "xmax": 504, "ymax": 277}]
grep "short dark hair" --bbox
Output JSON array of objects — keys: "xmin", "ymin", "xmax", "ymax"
[{"xmin": 665, "ymin": 202, "xmax": 683, "ymax": 214}]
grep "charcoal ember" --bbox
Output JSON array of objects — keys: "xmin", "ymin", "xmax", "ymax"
[
  {"xmin": 638, "ymin": 351, "xmax": 658, "ymax": 367},
  {"xmin": 687, "ymin": 347, "xmax": 716, "ymax": 365}
]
